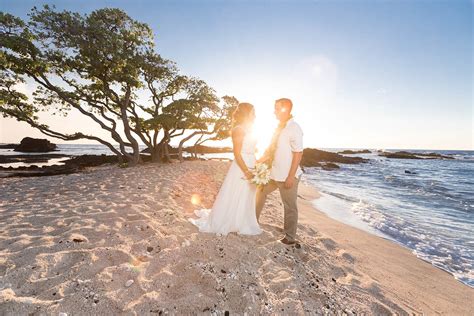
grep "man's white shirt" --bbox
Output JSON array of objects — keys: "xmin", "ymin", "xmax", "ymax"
[{"xmin": 270, "ymin": 118, "xmax": 304, "ymax": 181}]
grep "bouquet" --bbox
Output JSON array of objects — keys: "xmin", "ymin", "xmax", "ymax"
[{"xmin": 248, "ymin": 162, "xmax": 271, "ymax": 185}]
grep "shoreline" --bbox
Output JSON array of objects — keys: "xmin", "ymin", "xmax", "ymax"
[
  {"xmin": 309, "ymin": 188, "xmax": 474, "ymax": 289},
  {"xmin": 0, "ymin": 161, "xmax": 472, "ymax": 314},
  {"xmin": 297, "ymin": 182, "xmax": 474, "ymax": 314}
]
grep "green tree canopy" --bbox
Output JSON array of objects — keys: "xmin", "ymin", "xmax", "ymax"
[{"xmin": 1, "ymin": 6, "xmax": 234, "ymax": 164}]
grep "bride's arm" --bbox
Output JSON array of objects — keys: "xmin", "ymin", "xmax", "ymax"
[
  {"xmin": 257, "ymin": 149, "xmax": 271, "ymax": 164},
  {"xmin": 232, "ymin": 127, "xmax": 253, "ymax": 180}
]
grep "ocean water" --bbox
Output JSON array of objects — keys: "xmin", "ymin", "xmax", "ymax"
[
  {"xmin": 0, "ymin": 143, "xmax": 146, "ymax": 157},
  {"xmin": 2, "ymin": 144, "xmax": 473, "ymax": 287},
  {"xmin": 305, "ymin": 149, "xmax": 474, "ymax": 288}
]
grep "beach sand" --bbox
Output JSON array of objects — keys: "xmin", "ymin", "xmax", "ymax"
[{"xmin": 0, "ymin": 161, "xmax": 472, "ymax": 315}]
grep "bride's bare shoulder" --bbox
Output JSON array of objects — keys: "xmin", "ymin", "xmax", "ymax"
[{"xmin": 231, "ymin": 125, "xmax": 245, "ymax": 137}]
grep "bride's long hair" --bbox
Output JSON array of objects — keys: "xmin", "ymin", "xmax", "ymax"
[{"xmin": 232, "ymin": 102, "xmax": 255, "ymax": 128}]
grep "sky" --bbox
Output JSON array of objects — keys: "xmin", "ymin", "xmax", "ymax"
[{"xmin": 1, "ymin": 0, "xmax": 472, "ymax": 150}]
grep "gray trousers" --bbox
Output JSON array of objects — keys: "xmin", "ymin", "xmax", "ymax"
[{"xmin": 256, "ymin": 176, "xmax": 300, "ymax": 242}]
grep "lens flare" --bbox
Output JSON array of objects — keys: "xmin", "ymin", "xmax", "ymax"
[
  {"xmin": 191, "ymin": 194, "xmax": 201, "ymax": 205},
  {"xmin": 128, "ymin": 258, "xmax": 142, "ymax": 273}
]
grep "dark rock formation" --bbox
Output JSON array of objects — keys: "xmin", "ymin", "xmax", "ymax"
[
  {"xmin": 417, "ymin": 152, "xmax": 455, "ymax": 159},
  {"xmin": 64, "ymin": 154, "xmax": 119, "ymax": 167},
  {"xmin": 301, "ymin": 148, "xmax": 368, "ymax": 167},
  {"xmin": 140, "ymin": 144, "xmax": 177, "ymax": 154},
  {"xmin": 321, "ymin": 162, "xmax": 340, "ymax": 170},
  {"xmin": 14, "ymin": 137, "xmax": 57, "ymax": 152},
  {"xmin": 3, "ymin": 164, "xmax": 81, "ymax": 177},
  {"xmin": 0, "ymin": 153, "xmax": 69, "ymax": 164},
  {"xmin": 379, "ymin": 151, "xmax": 454, "ymax": 160},
  {"xmin": 0, "ymin": 144, "xmax": 17, "ymax": 149},
  {"xmin": 0, "ymin": 154, "xmax": 123, "ymax": 178},
  {"xmin": 338, "ymin": 149, "xmax": 371, "ymax": 155},
  {"xmin": 379, "ymin": 151, "xmax": 422, "ymax": 159}
]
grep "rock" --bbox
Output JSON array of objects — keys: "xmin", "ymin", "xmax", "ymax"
[
  {"xmin": 338, "ymin": 149, "xmax": 371, "ymax": 154},
  {"xmin": 0, "ymin": 144, "xmax": 17, "ymax": 149},
  {"xmin": 125, "ymin": 279, "xmax": 134, "ymax": 287},
  {"xmin": 0, "ymin": 153, "xmax": 69, "ymax": 164},
  {"xmin": 14, "ymin": 137, "xmax": 57, "ymax": 152},
  {"xmin": 404, "ymin": 170, "xmax": 417, "ymax": 174},
  {"xmin": 64, "ymin": 154, "xmax": 119, "ymax": 167},
  {"xmin": 379, "ymin": 151, "xmax": 422, "ymax": 159},
  {"xmin": 0, "ymin": 154, "xmax": 123, "ymax": 178},
  {"xmin": 321, "ymin": 163, "xmax": 340, "ymax": 170},
  {"xmin": 140, "ymin": 144, "xmax": 176, "ymax": 154},
  {"xmin": 146, "ymin": 246, "xmax": 154, "ymax": 252},
  {"xmin": 379, "ymin": 151, "xmax": 454, "ymax": 160},
  {"xmin": 2, "ymin": 164, "xmax": 81, "ymax": 178},
  {"xmin": 301, "ymin": 148, "xmax": 368, "ymax": 167},
  {"xmin": 418, "ymin": 152, "xmax": 454, "ymax": 159}
]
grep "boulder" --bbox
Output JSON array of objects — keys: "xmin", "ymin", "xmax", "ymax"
[
  {"xmin": 14, "ymin": 137, "xmax": 57, "ymax": 152},
  {"xmin": 301, "ymin": 148, "xmax": 368, "ymax": 167}
]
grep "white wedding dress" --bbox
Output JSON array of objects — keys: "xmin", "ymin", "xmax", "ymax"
[{"xmin": 189, "ymin": 130, "xmax": 262, "ymax": 235}]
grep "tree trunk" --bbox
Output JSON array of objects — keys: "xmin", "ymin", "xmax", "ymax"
[
  {"xmin": 163, "ymin": 142, "xmax": 171, "ymax": 162},
  {"xmin": 151, "ymin": 145, "xmax": 161, "ymax": 163},
  {"xmin": 178, "ymin": 143, "xmax": 185, "ymax": 162},
  {"xmin": 120, "ymin": 87, "xmax": 141, "ymax": 166}
]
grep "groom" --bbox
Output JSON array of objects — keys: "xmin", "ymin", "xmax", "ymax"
[{"xmin": 256, "ymin": 98, "xmax": 304, "ymax": 245}]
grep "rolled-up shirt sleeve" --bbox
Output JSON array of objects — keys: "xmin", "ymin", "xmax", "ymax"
[{"xmin": 290, "ymin": 123, "xmax": 303, "ymax": 152}]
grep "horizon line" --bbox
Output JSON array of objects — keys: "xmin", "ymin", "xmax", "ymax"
[{"xmin": 1, "ymin": 141, "xmax": 472, "ymax": 152}]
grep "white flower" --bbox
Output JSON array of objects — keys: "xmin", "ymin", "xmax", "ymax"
[{"xmin": 249, "ymin": 163, "xmax": 271, "ymax": 185}]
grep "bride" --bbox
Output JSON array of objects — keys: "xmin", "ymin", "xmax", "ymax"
[{"xmin": 189, "ymin": 102, "xmax": 262, "ymax": 235}]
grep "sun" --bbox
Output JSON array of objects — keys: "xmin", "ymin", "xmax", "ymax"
[{"xmin": 251, "ymin": 114, "xmax": 278, "ymax": 156}]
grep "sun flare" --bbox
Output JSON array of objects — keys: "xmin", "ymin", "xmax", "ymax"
[
  {"xmin": 191, "ymin": 194, "xmax": 201, "ymax": 206},
  {"xmin": 251, "ymin": 115, "xmax": 278, "ymax": 155}
]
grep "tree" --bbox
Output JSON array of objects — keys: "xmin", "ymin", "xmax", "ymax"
[
  {"xmin": 137, "ymin": 70, "xmax": 219, "ymax": 162},
  {"xmin": 0, "ymin": 7, "xmax": 157, "ymax": 165},
  {"xmin": 177, "ymin": 95, "xmax": 237, "ymax": 161},
  {"xmin": 1, "ymin": 7, "xmax": 236, "ymax": 165}
]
